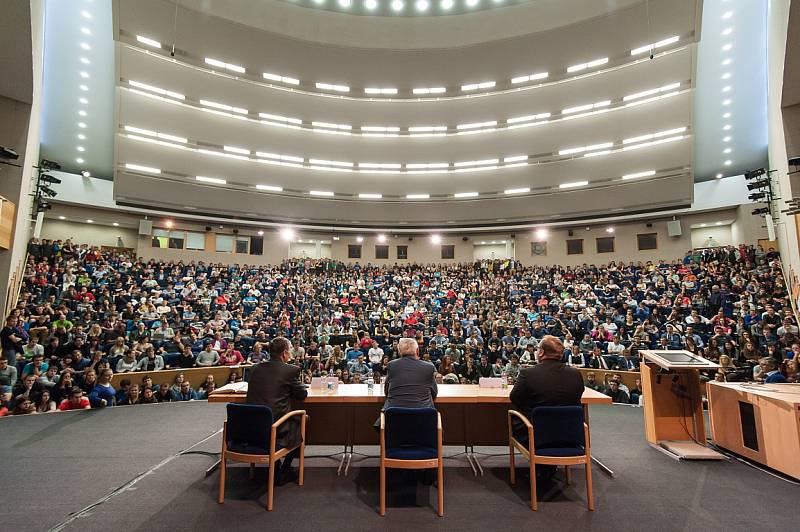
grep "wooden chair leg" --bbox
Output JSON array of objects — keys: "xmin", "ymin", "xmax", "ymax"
[
  {"xmin": 509, "ymin": 444, "xmax": 516, "ymax": 484},
  {"xmin": 565, "ymin": 465, "xmax": 571, "ymax": 485},
  {"xmin": 585, "ymin": 462, "xmax": 595, "ymax": 511},
  {"xmin": 530, "ymin": 461, "xmax": 537, "ymax": 511},
  {"xmin": 379, "ymin": 464, "xmax": 386, "ymax": 517},
  {"xmin": 267, "ymin": 461, "xmax": 276, "ymax": 511},
  {"xmin": 437, "ymin": 461, "xmax": 444, "ymax": 517},
  {"xmin": 249, "ymin": 463, "xmax": 255, "ymax": 479},
  {"xmin": 299, "ymin": 443, "xmax": 305, "ymax": 486},
  {"xmin": 218, "ymin": 457, "xmax": 226, "ymax": 504}
]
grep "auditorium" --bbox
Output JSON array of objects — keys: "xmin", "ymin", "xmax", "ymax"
[{"xmin": 2, "ymin": 0, "xmax": 800, "ymax": 530}]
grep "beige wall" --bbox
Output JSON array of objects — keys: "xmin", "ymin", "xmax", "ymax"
[
  {"xmin": 691, "ymin": 226, "xmax": 733, "ymax": 248},
  {"xmin": 473, "ymin": 243, "xmax": 511, "ymax": 260},
  {"xmin": 40, "ymin": 219, "xmax": 139, "ymax": 249}
]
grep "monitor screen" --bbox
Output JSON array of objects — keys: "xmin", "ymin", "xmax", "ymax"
[{"xmin": 650, "ymin": 351, "xmax": 707, "ymax": 364}]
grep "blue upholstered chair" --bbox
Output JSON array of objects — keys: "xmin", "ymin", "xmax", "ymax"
[
  {"xmin": 508, "ymin": 405, "xmax": 594, "ymax": 511},
  {"xmin": 379, "ymin": 407, "xmax": 443, "ymax": 517},
  {"xmin": 218, "ymin": 403, "xmax": 307, "ymax": 511}
]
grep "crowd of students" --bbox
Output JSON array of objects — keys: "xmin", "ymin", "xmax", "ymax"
[{"xmin": 0, "ymin": 238, "xmax": 794, "ymax": 416}]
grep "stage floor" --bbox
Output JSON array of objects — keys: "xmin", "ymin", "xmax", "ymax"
[{"xmin": 1, "ymin": 401, "xmax": 795, "ymax": 532}]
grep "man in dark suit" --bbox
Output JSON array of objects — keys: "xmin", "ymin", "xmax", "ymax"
[
  {"xmin": 246, "ymin": 337, "xmax": 307, "ymax": 484},
  {"xmin": 509, "ymin": 335, "xmax": 584, "ymax": 477},
  {"xmin": 383, "ymin": 337, "xmax": 437, "ymax": 408}
]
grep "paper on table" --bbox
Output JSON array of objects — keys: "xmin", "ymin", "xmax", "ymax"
[{"xmin": 212, "ymin": 382, "xmax": 248, "ymax": 394}]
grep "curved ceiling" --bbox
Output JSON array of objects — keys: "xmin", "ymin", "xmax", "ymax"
[{"xmin": 37, "ymin": 0, "xmax": 768, "ymax": 229}]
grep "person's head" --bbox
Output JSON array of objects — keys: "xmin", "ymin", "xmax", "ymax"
[
  {"xmin": 142, "ymin": 375, "xmax": 153, "ymax": 388},
  {"xmin": 180, "ymin": 381, "xmax": 191, "ymax": 393},
  {"xmin": 23, "ymin": 375, "xmax": 36, "ymax": 388},
  {"xmin": 129, "ymin": 384, "xmax": 141, "ymax": 398},
  {"xmin": 68, "ymin": 387, "xmax": 84, "ymax": 406},
  {"xmin": 143, "ymin": 386, "xmax": 154, "ymax": 400},
  {"xmin": 586, "ymin": 371, "xmax": 596, "ymax": 383},
  {"xmin": 0, "ymin": 356, "xmax": 7, "ymax": 370},
  {"xmin": 397, "ymin": 337, "xmax": 419, "ymax": 358},
  {"xmin": 119, "ymin": 379, "xmax": 131, "ymax": 391},
  {"xmin": 537, "ymin": 335, "xmax": 564, "ymax": 362},
  {"xmin": 352, "ymin": 372, "xmax": 362, "ymax": 383},
  {"xmin": 270, "ymin": 337, "xmax": 292, "ymax": 362},
  {"xmin": 98, "ymin": 368, "xmax": 113, "ymax": 384},
  {"xmin": 759, "ymin": 357, "xmax": 777, "ymax": 373}
]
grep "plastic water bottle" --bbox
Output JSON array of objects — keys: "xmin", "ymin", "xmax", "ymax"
[
  {"xmin": 327, "ymin": 369, "xmax": 334, "ymax": 392},
  {"xmin": 367, "ymin": 374, "xmax": 374, "ymax": 394}
]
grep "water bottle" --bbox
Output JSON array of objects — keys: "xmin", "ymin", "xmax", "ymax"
[
  {"xmin": 367, "ymin": 374, "xmax": 374, "ymax": 394},
  {"xmin": 327, "ymin": 369, "xmax": 334, "ymax": 392}
]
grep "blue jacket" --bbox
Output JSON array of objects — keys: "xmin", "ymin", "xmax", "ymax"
[
  {"xmin": 764, "ymin": 371, "xmax": 788, "ymax": 384},
  {"xmin": 89, "ymin": 383, "xmax": 117, "ymax": 407}
]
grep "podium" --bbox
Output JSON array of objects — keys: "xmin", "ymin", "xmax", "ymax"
[{"xmin": 640, "ymin": 350, "xmax": 724, "ymax": 460}]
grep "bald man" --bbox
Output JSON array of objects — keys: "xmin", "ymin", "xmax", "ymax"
[{"xmin": 509, "ymin": 335, "xmax": 584, "ymax": 442}]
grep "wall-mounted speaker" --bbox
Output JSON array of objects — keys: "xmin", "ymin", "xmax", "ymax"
[
  {"xmin": 138, "ymin": 220, "xmax": 153, "ymax": 236},
  {"xmin": 646, "ymin": 223, "xmax": 653, "ymax": 228},
  {"xmin": 462, "ymin": 236, "xmax": 469, "ymax": 241},
  {"xmin": 232, "ymin": 228, "xmax": 239, "ymax": 234},
  {"xmin": 568, "ymin": 229, "xmax": 574, "ymax": 237},
  {"xmin": 510, "ymin": 233, "xmax": 515, "ymax": 239},
  {"xmin": 205, "ymin": 226, "xmax": 212, "ymax": 232},
  {"xmin": 408, "ymin": 237, "xmax": 414, "ymax": 241},
  {"xmin": 666, "ymin": 220, "xmax": 683, "ymax": 236}
]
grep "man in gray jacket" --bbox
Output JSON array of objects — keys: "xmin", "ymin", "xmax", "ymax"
[{"xmin": 383, "ymin": 337, "xmax": 437, "ymax": 409}]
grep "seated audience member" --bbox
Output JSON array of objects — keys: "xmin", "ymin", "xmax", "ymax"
[
  {"xmin": 88, "ymin": 368, "xmax": 117, "ymax": 407},
  {"xmin": 606, "ymin": 381, "xmax": 630, "ymax": 403},
  {"xmin": 22, "ymin": 354, "xmax": 49, "ymax": 379},
  {"xmin": 59, "ymin": 387, "xmax": 91, "ymax": 410},
  {"xmin": 155, "ymin": 383, "xmax": 173, "ymax": 402},
  {"xmin": 584, "ymin": 372, "xmax": 606, "ymax": 393},
  {"xmin": 176, "ymin": 346, "xmax": 196, "ymax": 368},
  {"xmin": 140, "ymin": 386, "xmax": 158, "ymax": 404},
  {"xmin": 196, "ymin": 344, "xmax": 220, "ymax": 367},
  {"xmin": 0, "ymin": 356, "xmax": 18, "ymax": 388},
  {"xmin": 348, "ymin": 354, "xmax": 370, "ymax": 378},
  {"xmin": 220, "ymin": 346, "xmax": 245, "ymax": 366},
  {"xmin": 35, "ymin": 389, "xmax": 57, "ymax": 412},
  {"xmin": 115, "ymin": 351, "xmax": 138, "ymax": 373},
  {"xmin": 628, "ymin": 378, "xmax": 643, "ymax": 405},
  {"xmin": 120, "ymin": 383, "xmax": 142, "ymax": 405},
  {"xmin": 759, "ymin": 357, "xmax": 788, "ymax": 383},
  {"xmin": 172, "ymin": 380, "xmax": 198, "ymax": 401},
  {"xmin": 12, "ymin": 395, "xmax": 36, "ymax": 415},
  {"xmin": 137, "ymin": 347, "xmax": 165, "ymax": 372}
]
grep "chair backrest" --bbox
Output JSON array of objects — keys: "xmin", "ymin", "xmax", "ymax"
[
  {"xmin": 530, "ymin": 406, "xmax": 585, "ymax": 450},
  {"xmin": 384, "ymin": 407, "xmax": 438, "ymax": 451},
  {"xmin": 226, "ymin": 403, "xmax": 273, "ymax": 450}
]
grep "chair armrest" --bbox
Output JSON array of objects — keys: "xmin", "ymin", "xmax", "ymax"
[
  {"xmin": 437, "ymin": 411, "xmax": 442, "ymax": 431},
  {"xmin": 380, "ymin": 411, "xmax": 385, "ymax": 431},
  {"xmin": 272, "ymin": 409, "xmax": 307, "ymax": 429},
  {"xmin": 508, "ymin": 409, "xmax": 533, "ymax": 429}
]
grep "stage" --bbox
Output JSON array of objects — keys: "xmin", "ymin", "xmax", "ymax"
[{"xmin": 1, "ymin": 401, "xmax": 795, "ymax": 532}]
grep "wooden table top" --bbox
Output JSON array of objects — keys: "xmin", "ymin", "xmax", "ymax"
[
  {"xmin": 708, "ymin": 381, "xmax": 800, "ymax": 405},
  {"xmin": 209, "ymin": 383, "xmax": 612, "ymax": 405}
]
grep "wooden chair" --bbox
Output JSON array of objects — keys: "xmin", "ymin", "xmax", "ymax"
[
  {"xmin": 218, "ymin": 403, "xmax": 307, "ymax": 511},
  {"xmin": 379, "ymin": 407, "xmax": 443, "ymax": 517},
  {"xmin": 508, "ymin": 405, "xmax": 594, "ymax": 511}
]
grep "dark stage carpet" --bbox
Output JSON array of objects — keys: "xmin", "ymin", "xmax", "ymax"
[{"xmin": 1, "ymin": 402, "xmax": 795, "ymax": 532}]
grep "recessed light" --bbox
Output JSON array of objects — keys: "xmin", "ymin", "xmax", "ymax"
[
  {"xmin": 722, "ymin": 43, "xmax": 732, "ymax": 51},
  {"xmin": 700, "ymin": 223, "xmax": 707, "ymax": 227},
  {"xmin": 86, "ymin": 219, "xmax": 94, "ymax": 223},
  {"xmin": 80, "ymin": 42, "xmax": 90, "ymax": 50},
  {"xmin": 80, "ymin": 71, "xmax": 89, "ymax": 78},
  {"xmin": 430, "ymin": 234, "xmax": 442, "ymax": 244},
  {"xmin": 416, "ymin": 0, "xmax": 429, "ymax": 10},
  {"xmin": 78, "ymin": 110, "xmax": 87, "ymax": 116},
  {"xmin": 76, "ymin": 158, "xmax": 84, "ymax": 163},
  {"xmin": 722, "ymin": 10, "xmax": 733, "ymax": 19},
  {"xmin": 391, "ymin": 0, "xmax": 404, "ymax": 9},
  {"xmin": 466, "ymin": 0, "xmax": 479, "ymax": 6},
  {"xmin": 716, "ymin": 221, "xmax": 723, "ymax": 226},
  {"xmin": 722, "ymin": 27, "xmax": 732, "ymax": 35},
  {"xmin": 356, "ymin": 236, "xmax": 364, "ymax": 242},
  {"xmin": 77, "ymin": 134, "xmax": 86, "ymax": 140},
  {"xmin": 79, "ymin": 84, "xmax": 88, "ymax": 91},
  {"xmin": 112, "ymin": 222, "xmax": 119, "ymax": 227},
  {"xmin": 722, "ymin": 86, "xmax": 731, "ymax": 92},
  {"xmin": 80, "ymin": 57, "xmax": 90, "ymax": 64},
  {"xmin": 257, "ymin": 230, "xmax": 264, "ymax": 236},
  {"xmin": 724, "ymin": 160, "xmax": 732, "ymax": 165},
  {"xmin": 716, "ymin": 173, "xmax": 723, "ymax": 179},
  {"xmin": 80, "ymin": 27, "xmax": 91, "ymax": 35},
  {"xmin": 722, "ymin": 99, "xmax": 732, "ymax": 105},
  {"xmin": 723, "ymin": 124, "xmax": 731, "ymax": 130},
  {"xmin": 365, "ymin": 0, "xmax": 378, "ymax": 8},
  {"xmin": 338, "ymin": 0, "xmax": 351, "ymax": 7},
  {"xmin": 723, "ymin": 136, "xmax": 731, "ymax": 142},
  {"xmin": 81, "ymin": 10, "xmax": 92, "ymax": 19},
  {"xmin": 136, "ymin": 35, "xmax": 162, "ymax": 48},
  {"xmin": 440, "ymin": 0, "xmax": 454, "ymax": 7},
  {"xmin": 76, "ymin": 146, "xmax": 85, "ymax": 152},
  {"xmin": 724, "ymin": 148, "xmax": 732, "ymax": 154},
  {"xmin": 722, "ymin": 73, "xmax": 731, "ymax": 80},
  {"xmin": 606, "ymin": 227, "xmax": 615, "ymax": 233},
  {"xmin": 79, "ymin": 97, "xmax": 88, "ymax": 104},
  {"xmin": 58, "ymin": 216, "xmax": 66, "ymax": 220},
  {"xmin": 723, "ymin": 112, "xmax": 731, "ymax": 118}
]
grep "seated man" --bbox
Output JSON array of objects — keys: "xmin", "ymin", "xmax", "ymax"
[
  {"xmin": 383, "ymin": 337, "xmax": 437, "ymax": 409},
  {"xmin": 348, "ymin": 354, "xmax": 371, "ymax": 379},
  {"xmin": 509, "ymin": 335, "xmax": 584, "ymax": 477},
  {"xmin": 246, "ymin": 337, "xmax": 308, "ymax": 485}
]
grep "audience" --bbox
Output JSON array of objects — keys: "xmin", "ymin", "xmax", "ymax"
[{"xmin": 2, "ymin": 239, "xmax": 792, "ymax": 415}]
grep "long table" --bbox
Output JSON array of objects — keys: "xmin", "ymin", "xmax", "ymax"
[{"xmin": 209, "ymin": 384, "xmax": 613, "ymax": 476}]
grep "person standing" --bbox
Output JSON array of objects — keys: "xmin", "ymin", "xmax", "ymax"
[{"xmin": 246, "ymin": 337, "xmax": 307, "ymax": 485}]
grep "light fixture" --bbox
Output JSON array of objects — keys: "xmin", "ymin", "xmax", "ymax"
[
  {"xmin": 358, "ymin": 193, "xmax": 382, "ymax": 199},
  {"xmin": 79, "ymin": 97, "xmax": 88, "ymax": 104},
  {"xmin": 79, "ymin": 84, "xmax": 88, "ymax": 91},
  {"xmin": 281, "ymin": 228, "xmax": 295, "ymax": 240},
  {"xmin": 466, "ymin": 0, "xmax": 479, "ymax": 6},
  {"xmin": 78, "ymin": 110, "xmax": 87, "ymax": 116},
  {"xmin": 724, "ymin": 160, "xmax": 732, "ymax": 166},
  {"xmin": 454, "ymin": 192, "xmax": 479, "ymax": 198},
  {"xmin": 77, "ymin": 134, "xmax": 86, "ymax": 140},
  {"xmin": 722, "ymin": 73, "xmax": 731, "ymax": 80},
  {"xmin": 716, "ymin": 173, "xmax": 723, "ymax": 179},
  {"xmin": 80, "ymin": 170, "xmax": 91, "ymax": 178},
  {"xmin": 81, "ymin": 10, "xmax": 92, "ymax": 18},
  {"xmin": 75, "ymin": 158, "xmax": 84, "ymax": 164},
  {"xmin": 622, "ymin": 170, "xmax": 656, "ymax": 180},
  {"xmin": 716, "ymin": 222, "xmax": 723, "ymax": 226},
  {"xmin": 723, "ymin": 124, "xmax": 732, "ymax": 130},
  {"xmin": 136, "ymin": 35, "xmax": 162, "ymax": 48},
  {"xmin": 700, "ymin": 223, "xmax": 707, "ymax": 227},
  {"xmin": 722, "ymin": 10, "xmax": 733, "ymax": 19},
  {"xmin": 406, "ymin": 194, "xmax": 429, "ymax": 199},
  {"xmin": 559, "ymin": 181, "xmax": 589, "ymax": 189},
  {"xmin": 724, "ymin": 148, "xmax": 732, "ymax": 154},
  {"xmin": 80, "ymin": 27, "xmax": 91, "ymax": 35},
  {"xmin": 125, "ymin": 163, "xmax": 161, "ymax": 174},
  {"xmin": 86, "ymin": 219, "xmax": 93, "ymax": 223},
  {"xmin": 113, "ymin": 222, "xmax": 119, "ymax": 227},
  {"xmin": 377, "ymin": 234, "xmax": 387, "ymax": 243},
  {"xmin": 722, "ymin": 58, "xmax": 732, "ymax": 66},
  {"xmin": 256, "ymin": 184, "xmax": 283, "ymax": 192},
  {"xmin": 204, "ymin": 57, "xmax": 246, "ymax": 74},
  {"xmin": 338, "ymin": 0, "xmax": 352, "ymax": 7},
  {"xmin": 722, "ymin": 43, "xmax": 732, "ymax": 52},
  {"xmin": 80, "ymin": 57, "xmax": 90, "ymax": 64},
  {"xmin": 535, "ymin": 229, "xmax": 548, "ymax": 239},
  {"xmin": 257, "ymin": 230, "xmax": 264, "ymax": 236},
  {"xmin": 722, "ymin": 27, "xmax": 733, "ymax": 35},
  {"xmin": 310, "ymin": 190, "xmax": 335, "ymax": 197},
  {"xmin": 722, "ymin": 86, "xmax": 731, "ymax": 92},
  {"xmin": 606, "ymin": 227, "xmax": 614, "ymax": 233},
  {"xmin": 430, "ymin": 234, "xmax": 442, "ymax": 244},
  {"xmin": 440, "ymin": 0, "xmax": 454, "ymax": 8},
  {"xmin": 333, "ymin": 236, "xmax": 340, "ymax": 241},
  {"xmin": 723, "ymin": 112, "xmax": 731, "ymax": 118},
  {"xmin": 58, "ymin": 216, "xmax": 66, "ymax": 220},
  {"xmin": 196, "ymin": 176, "xmax": 226, "ymax": 184},
  {"xmin": 504, "ymin": 187, "xmax": 530, "ymax": 194},
  {"xmin": 416, "ymin": 0, "xmax": 429, "ymax": 10},
  {"xmin": 356, "ymin": 236, "xmax": 364, "ymax": 243},
  {"xmin": 80, "ymin": 42, "xmax": 90, "ymax": 50},
  {"xmin": 165, "ymin": 220, "xmax": 174, "ymax": 228},
  {"xmin": 365, "ymin": 0, "xmax": 378, "ymax": 9},
  {"xmin": 723, "ymin": 136, "xmax": 731, "ymax": 142},
  {"xmin": 79, "ymin": 71, "xmax": 89, "ymax": 78},
  {"xmin": 76, "ymin": 146, "xmax": 85, "ymax": 152},
  {"xmin": 722, "ymin": 99, "xmax": 732, "ymax": 105}
]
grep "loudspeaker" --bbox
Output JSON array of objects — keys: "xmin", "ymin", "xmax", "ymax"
[
  {"xmin": 510, "ymin": 233, "xmax": 515, "ymax": 238},
  {"xmin": 462, "ymin": 236, "xmax": 469, "ymax": 241},
  {"xmin": 646, "ymin": 222, "xmax": 653, "ymax": 228},
  {"xmin": 138, "ymin": 220, "xmax": 153, "ymax": 236},
  {"xmin": 666, "ymin": 220, "xmax": 682, "ymax": 236},
  {"xmin": 568, "ymin": 229, "xmax": 574, "ymax": 236},
  {"xmin": 205, "ymin": 226, "xmax": 212, "ymax": 232},
  {"xmin": 233, "ymin": 228, "xmax": 239, "ymax": 234},
  {"xmin": 408, "ymin": 237, "xmax": 413, "ymax": 241}
]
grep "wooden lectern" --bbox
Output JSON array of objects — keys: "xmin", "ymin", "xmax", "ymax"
[{"xmin": 640, "ymin": 350, "xmax": 724, "ymax": 460}]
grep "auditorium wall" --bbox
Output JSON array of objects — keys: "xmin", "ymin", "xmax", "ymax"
[{"xmin": 39, "ymin": 219, "xmax": 139, "ymax": 249}]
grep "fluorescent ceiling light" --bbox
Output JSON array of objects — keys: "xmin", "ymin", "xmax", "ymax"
[
  {"xmin": 508, "ymin": 112, "xmax": 549, "ymax": 124},
  {"xmin": 391, "ymin": 0, "xmax": 404, "ymax": 10},
  {"xmin": 256, "ymin": 152, "xmax": 304, "ymax": 163},
  {"xmin": 503, "ymin": 155, "xmax": 528, "ymax": 163},
  {"xmin": 128, "ymin": 80, "xmax": 185, "ymax": 100},
  {"xmin": 125, "ymin": 163, "xmax": 161, "ymax": 174},
  {"xmin": 413, "ymin": 87, "xmax": 446, "ymax": 95},
  {"xmin": 157, "ymin": 133, "xmax": 186, "ymax": 143},
  {"xmin": 311, "ymin": 121, "xmax": 352, "ymax": 130},
  {"xmin": 583, "ymin": 150, "xmax": 611, "ymax": 158},
  {"xmin": 81, "ymin": 10, "xmax": 92, "ymax": 18},
  {"xmin": 622, "ymin": 170, "xmax": 656, "ymax": 180},
  {"xmin": 205, "ymin": 57, "xmax": 246, "ymax": 74},
  {"xmin": 256, "ymin": 184, "xmax": 283, "ymax": 192},
  {"xmin": 408, "ymin": 126, "xmax": 447, "ymax": 132},
  {"xmin": 80, "ymin": 57, "xmax": 90, "ymax": 64},
  {"xmin": 81, "ymin": 27, "xmax": 91, "ymax": 35},
  {"xmin": 461, "ymin": 81, "xmax": 495, "ymax": 91},
  {"xmin": 259, "ymin": 112, "xmax": 302, "ymax": 124},
  {"xmin": 567, "ymin": 58, "xmax": 607, "ymax": 73},
  {"xmin": 359, "ymin": 163, "xmax": 402, "ymax": 169},
  {"xmin": 359, "ymin": 193, "xmax": 382, "ymax": 199},
  {"xmin": 559, "ymin": 181, "xmax": 589, "ymax": 189},
  {"xmin": 454, "ymin": 192, "xmax": 479, "ymax": 198},
  {"xmin": 79, "ymin": 84, "xmax": 88, "ymax": 91},
  {"xmin": 309, "ymin": 159, "xmax": 353, "ymax": 167},
  {"xmin": 196, "ymin": 176, "xmax": 226, "ymax": 184},
  {"xmin": 80, "ymin": 42, "xmax": 90, "ymax": 50},
  {"xmin": 407, "ymin": 194, "xmax": 429, "ymax": 199},
  {"xmin": 75, "ymin": 158, "xmax": 83, "ymax": 164},
  {"xmin": 316, "ymin": 82, "xmax": 349, "ymax": 92},
  {"xmin": 224, "ymin": 146, "xmax": 250, "ymax": 155},
  {"xmin": 58, "ymin": 216, "xmax": 66, "ymax": 220},
  {"xmin": 511, "ymin": 72, "xmax": 548, "ymax": 84},
  {"xmin": 365, "ymin": 87, "xmax": 398, "ymax": 95},
  {"xmin": 456, "ymin": 120, "xmax": 497, "ymax": 130},
  {"xmin": 76, "ymin": 146, "xmax": 85, "ymax": 152},
  {"xmin": 136, "ymin": 35, "xmax": 161, "ymax": 48},
  {"xmin": 86, "ymin": 219, "xmax": 93, "ymax": 223},
  {"xmin": 310, "ymin": 190, "xmax": 335, "ymax": 197},
  {"xmin": 199, "ymin": 99, "xmax": 247, "ymax": 114},
  {"xmin": 263, "ymin": 72, "xmax": 300, "ymax": 85},
  {"xmin": 504, "ymin": 187, "xmax": 530, "ymax": 194},
  {"xmin": 361, "ymin": 126, "xmax": 400, "ymax": 132},
  {"xmin": 454, "ymin": 158, "xmax": 499, "ymax": 167}
]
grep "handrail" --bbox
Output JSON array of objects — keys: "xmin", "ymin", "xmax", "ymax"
[{"xmin": 3, "ymin": 253, "xmax": 28, "ymax": 318}]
